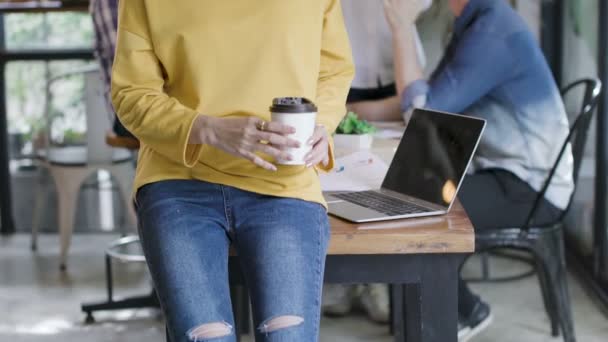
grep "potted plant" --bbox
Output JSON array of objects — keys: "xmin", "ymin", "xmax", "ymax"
[{"xmin": 333, "ymin": 112, "xmax": 376, "ymax": 149}]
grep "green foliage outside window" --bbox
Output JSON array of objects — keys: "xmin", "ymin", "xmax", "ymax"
[{"xmin": 6, "ymin": 12, "xmax": 94, "ymax": 152}]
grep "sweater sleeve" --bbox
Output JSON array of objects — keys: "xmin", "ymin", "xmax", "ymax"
[
  {"xmin": 111, "ymin": 0, "xmax": 203, "ymax": 167},
  {"xmin": 315, "ymin": 0, "xmax": 355, "ymax": 171}
]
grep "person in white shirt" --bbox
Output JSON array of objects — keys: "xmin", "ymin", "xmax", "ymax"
[{"xmin": 342, "ymin": 0, "xmax": 429, "ymax": 121}]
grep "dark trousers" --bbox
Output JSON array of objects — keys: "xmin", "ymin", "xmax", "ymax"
[
  {"xmin": 347, "ymin": 83, "xmax": 397, "ymax": 102},
  {"xmin": 113, "ymin": 117, "xmax": 135, "ymax": 138},
  {"xmin": 457, "ymin": 169, "xmax": 563, "ymax": 316}
]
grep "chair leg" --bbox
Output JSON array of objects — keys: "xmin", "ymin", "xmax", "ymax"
[
  {"xmin": 108, "ymin": 163, "xmax": 136, "ymax": 236},
  {"xmin": 389, "ymin": 284, "xmax": 394, "ymax": 335},
  {"xmin": 49, "ymin": 167, "xmax": 91, "ymax": 271},
  {"xmin": 552, "ymin": 231, "xmax": 576, "ymax": 342},
  {"xmin": 480, "ymin": 252, "xmax": 491, "ymax": 280},
  {"xmin": 31, "ymin": 168, "xmax": 47, "ymax": 251},
  {"xmin": 390, "ymin": 284, "xmax": 405, "ymax": 340},
  {"xmin": 533, "ymin": 229, "xmax": 576, "ymax": 342},
  {"xmin": 535, "ymin": 259, "xmax": 559, "ymax": 336}
]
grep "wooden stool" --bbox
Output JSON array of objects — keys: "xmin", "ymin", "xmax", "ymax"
[{"xmin": 105, "ymin": 133, "xmax": 140, "ymax": 150}]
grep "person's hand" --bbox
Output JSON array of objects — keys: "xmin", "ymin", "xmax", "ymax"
[
  {"xmin": 304, "ymin": 125, "xmax": 330, "ymax": 168},
  {"xmin": 383, "ymin": 0, "xmax": 427, "ymax": 31},
  {"xmin": 190, "ymin": 115, "xmax": 300, "ymax": 171}
]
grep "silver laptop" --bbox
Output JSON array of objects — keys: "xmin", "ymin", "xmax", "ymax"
[{"xmin": 325, "ymin": 109, "xmax": 486, "ymax": 223}]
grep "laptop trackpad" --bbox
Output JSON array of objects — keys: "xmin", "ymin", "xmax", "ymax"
[{"xmin": 328, "ymin": 201, "xmax": 386, "ymax": 222}]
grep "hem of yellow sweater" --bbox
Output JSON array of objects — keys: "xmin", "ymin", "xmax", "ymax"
[{"xmin": 131, "ymin": 174, "xmax": 328, "ymax": 210}]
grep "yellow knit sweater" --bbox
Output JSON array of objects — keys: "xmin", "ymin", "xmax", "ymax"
[{"xmin": 111, "ymin": 0, "xmax": 354, "ymax": 206}]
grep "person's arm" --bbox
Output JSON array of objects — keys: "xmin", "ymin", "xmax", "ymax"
[
  {"xmin": 309, "ymin": 0, "xmax": 355, "ymax": 171},
  {"xmin": 111, "ymin": 0, "xmax": 203, "ymax": 167},
  {"xmin": 396, "ymin": 14, "xmax": 518, "ymax": 114},
  {"xmin": 383, "ymin": 0, "xmax": 426, "ymax": 100},
  {"xmin": 392, "ymin": 28, "xmax": 424, "ymax": 103},
  {"xmin": 407, "ymin": 33, "xmax": 516, "ymax": 113},
  {"xmin": 347, "ymin": 96, "xmax": 403, "ymax": 122}
]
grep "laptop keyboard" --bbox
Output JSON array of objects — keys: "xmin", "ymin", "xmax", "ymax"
[{"xmin": 333, "ymin": 191, "xmax": 432, "ymax": 216}]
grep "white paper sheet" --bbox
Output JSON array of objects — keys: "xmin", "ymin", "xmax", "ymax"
[
  {"xmin": 372, "ymin": 121, "xmax": 406, "ymax": 140},
  {"xmin": 320, "ymin": 150, "xmax": 389, "ymax": 192},
  {"xmin": 374, "ymin": 128, "xmax": 405, "ymax": 140}
]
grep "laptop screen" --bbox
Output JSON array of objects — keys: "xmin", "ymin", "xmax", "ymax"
[{"xmin": 381, "ymin": 109, "xmax": 485, "ymax": 209}]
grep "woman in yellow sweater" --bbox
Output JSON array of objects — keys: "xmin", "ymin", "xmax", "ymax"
[{"xmin": 111, "ymin": 1, "xmax": 354, "ymax": 341}]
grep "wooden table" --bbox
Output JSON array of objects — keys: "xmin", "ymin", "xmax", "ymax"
[
  {"xmin": 228, "ymin": 200, "xmax": 474, "ymax": 342},
  {"xmin": 321, "ymin": 135, "xmax": 474, "ymax": 341},
  {"xmin": 323, "ymin": 201, "xmax": 474, "ymax": 342}
]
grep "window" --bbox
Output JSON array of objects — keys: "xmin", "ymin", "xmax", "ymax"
[
  {"xmin": 7, "ymin": 60, "xmax": 91, "ymax": 155},
  {"xmin": 5, "ymin": 12, "xmax": 93, "ymax": 50},
  {"xmin": 4, "ymin": 11, "xmax": 95, "ymax": 158}
]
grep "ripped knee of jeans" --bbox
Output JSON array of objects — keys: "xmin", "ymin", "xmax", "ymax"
[
  {"xmin": 258, "ymin": 315, "xmax": 304, "ymax": 334},
  {"xmin": 187, "ymin": 321, "xmax": 233, "ymax": 341}
]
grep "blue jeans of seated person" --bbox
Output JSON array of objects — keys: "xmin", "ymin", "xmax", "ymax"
[{"xmin": 135, "ymin": 180, "xmax": 330, "ymax": 342}]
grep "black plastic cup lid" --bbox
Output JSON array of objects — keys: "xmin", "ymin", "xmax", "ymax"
[{"xmin": 270, "ymin": 97, "xmax": 317, "ymax": 113}]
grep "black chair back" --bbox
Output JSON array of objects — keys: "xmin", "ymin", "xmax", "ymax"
[{"xmin": 523, "ymin": 78, "xmax": 602, "ymax": 229}]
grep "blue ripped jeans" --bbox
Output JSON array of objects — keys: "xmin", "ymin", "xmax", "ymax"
[{"xmin": 135, "ymin": 180, "xmax": 330, "ymax": 342}]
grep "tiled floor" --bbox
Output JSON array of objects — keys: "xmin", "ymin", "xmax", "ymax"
[{"xmin": 1, "ymin": 234, "xmax": 606, "ymax": 342}]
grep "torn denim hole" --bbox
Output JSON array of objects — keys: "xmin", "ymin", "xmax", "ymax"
[
  {"xmin": 258, "ymin": 315, "xmax": 304, "ymax": 334},
  {"xmin": 187, "ymin": 321, "xmax": 233, "ymax": 341}
]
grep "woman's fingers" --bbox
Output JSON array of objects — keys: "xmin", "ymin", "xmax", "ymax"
[
  {"xmin": 263, "ymin": 121, "xmax": 296, "ymax": 135},
  {"xmin": 255, "ymin": 142, "xmax": 293, "ymax": 162},
  {"xmin": 241, "ymin": 150, "xmax": 277, "ymax": 172},
  {"xmin": 304, "ymin": 141, "xmax": 328, "ymax": 168},
  {"xmin": 257, "ymin": 131, "xmax": 301, "ymax": 148},
  {"xmin": 307, "ymin": 125, "xmax": 325, "ymax": 146},
  {"xmin": 304, "ymin": 126, "xmax": 329, "ymax": 167}
]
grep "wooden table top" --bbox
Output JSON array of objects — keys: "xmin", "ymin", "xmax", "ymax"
[
  {"xmin": 327, "ymin": 199, "xmax": 474, "ymax": 255},
  {"xmin": 327, "ymin": 129, "xmax": 475, "ymax": 255}
]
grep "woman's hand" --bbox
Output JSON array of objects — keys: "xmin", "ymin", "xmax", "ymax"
[
  {"xmin": 190, "ymin": 115, "xmax": 300, "ymax": 171},
  {"xmin": 304, "ymin": 125, "xmax": 330, "ymax": 168},
  {"xmin": 383, "ymin": 0, "xmax": 426, "ymax": 31}
]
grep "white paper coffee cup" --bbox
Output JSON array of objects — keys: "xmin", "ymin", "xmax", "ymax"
[{"xmin": 270, "ymin": 97, "xmax": 317, "ymax": 165}]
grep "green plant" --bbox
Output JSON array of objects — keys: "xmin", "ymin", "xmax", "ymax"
[
  {"xmin": 62, "ymin": 128, "xmax": 85, "ymax": 145},
  {"xmin": 336, "ymin": 112, "xmax": 376, "ymax": 135}
]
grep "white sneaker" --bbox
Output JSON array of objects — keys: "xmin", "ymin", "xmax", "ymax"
[
  {"xmin": 458, "ymin": 301, "xmax": 493, "ymax": 342},
  {"xmin": 458, "ymin": 322, "xmax": 471, "ymax": 340},
  {"xmin": 322, "ymin": 284, "xmax": 355, "ymax": 316},
  {"xmin": 359, "ymin": 284, "xmax": 390, "ymax": 324}
]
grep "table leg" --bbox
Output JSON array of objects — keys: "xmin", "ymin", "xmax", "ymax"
[
  {"xmin": 391, "ymin": 284, "xmax": 405, "ymax": 341},
  {"xmin": 406, "ymin": 255, "xmax": 461, "ymax": 342},
  {"xmin": 403, "ymin": 283, "xmax": 421, "ymax": 342}
]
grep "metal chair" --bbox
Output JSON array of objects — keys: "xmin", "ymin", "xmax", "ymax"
[{"xmin": 473, "ymin": 78, "xmax": 602, "ymax": 342}]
